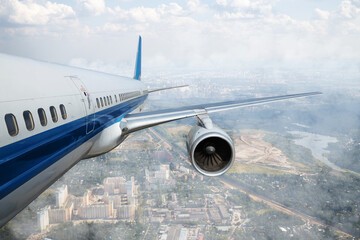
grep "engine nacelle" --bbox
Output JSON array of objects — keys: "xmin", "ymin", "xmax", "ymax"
[{"xmin": 186, "ymin": 125, "xmax": 235, "ymax": 177}]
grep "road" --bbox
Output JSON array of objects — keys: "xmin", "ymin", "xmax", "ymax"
[
  {"xmin": 147, "ymin": 128, "xmax": 188, "ymax": 161},
  {"xmin": 141, "ymin": 225, "xmax": 150, "ymax": 240}
]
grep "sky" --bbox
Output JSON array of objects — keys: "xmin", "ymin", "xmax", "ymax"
[{"xmin": 0, "ymin": 0, "xmax": 359, "ymax": 72}]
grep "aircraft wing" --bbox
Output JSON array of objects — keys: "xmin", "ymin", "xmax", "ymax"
[
  {"xmin": 147, "ymin": 85, "xmax": 189, "ymax": 93},
  {"xmin": 122, "ymin": 91, "xmax": 321, "ymax": 133}
]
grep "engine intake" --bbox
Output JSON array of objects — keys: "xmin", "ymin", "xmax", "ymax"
[{"xmin": 187, "ymin": 125, "xmax": 235, "ymax": 176}]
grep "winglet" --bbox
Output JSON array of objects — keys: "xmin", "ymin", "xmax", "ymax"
[{"xmin": 133, "ymin": 36, "xmax": 142, "ymax": 80}]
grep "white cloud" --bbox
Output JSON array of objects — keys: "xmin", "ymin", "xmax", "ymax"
[
  {"xmin": 0, "ymin": 0, "xmax": 75, "ymax": 25},
  {"xmin": 1, "ymin": 0, "xmax": 360, "ymax": 70},
  {"xmin": 215, "ymin": 0, "xmax": 273, "ymax": 19},
  {"xmin": 216, "ymin": 0, "xmax": 227, "ymax": 6},
  {"xmin": 339, "ymin": 0, "xmax": 360, "ymax": 18},
  {"xmin": 111, "ymin": 6, "xmax": 161, "ymax": 22},
  {"xmin": 129, "ymin": 7, "xmax": 160, "ymax": 22},
  {"xmin": 187, "ymin": 0, "xmax": 201, "ymax": 11},
  {"xmin": 158, "ymin": 3, "xmax": 183, "ymax": 16},
  {"xmin": 231, "ymin": 0, "xmax": 250, "ymax": 9},
  {"xmin": 315, "ymin": 8, "xmax": 330, "ymax": 20},
  {"xmin": 102, "ymin": 22, "xmax": 127, "ymax": 32},
  {"xmin": 77, "ymin": 0, "xmax": 105, "ymax": 16}
]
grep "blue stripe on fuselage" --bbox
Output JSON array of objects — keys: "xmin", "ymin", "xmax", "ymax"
[{"xmin": 0, "ymin": 95, "xmax": 147, "ymax": 200}]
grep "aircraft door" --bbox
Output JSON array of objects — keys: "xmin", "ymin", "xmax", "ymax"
[{"xmin": 69, "ymin": 76, "xmax": 96, "ymax": 134}]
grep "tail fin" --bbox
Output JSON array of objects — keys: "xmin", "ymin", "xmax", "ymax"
[{"xmin": 133, "ymin": 36, "xmax": 142, "ymax": 80}]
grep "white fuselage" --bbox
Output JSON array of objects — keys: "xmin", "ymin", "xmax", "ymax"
[{"xmin": 0, "ymin": 53, "xmax": 148, "ymax": 226}]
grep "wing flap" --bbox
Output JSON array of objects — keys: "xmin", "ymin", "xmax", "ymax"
[{"xmin": 123, "ymin": 92, "xmax": 321, "ymax": 133}]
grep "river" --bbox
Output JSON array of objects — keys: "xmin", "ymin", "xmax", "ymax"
[{"xmin": 287, "ymin": 130, "xmax": 342, "ymax": 171}]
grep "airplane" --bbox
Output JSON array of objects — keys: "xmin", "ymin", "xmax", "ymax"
[{"xmin": 0, "ymin": 36, "xmax": 321, "ymax": 227}]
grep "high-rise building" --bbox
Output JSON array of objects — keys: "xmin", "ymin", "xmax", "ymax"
[
  {"xmin": 104, "ymin": 193, "xmax": 122, "ymax": 206},
  {"xmin": 83, "ymin": 190, "xmax": 91, "ymax": 206},
  {"xmin": 56, "ymin": 185, "xmax": 68, "ymax": 208},
  {"xmin": 145, "ymin": 165, "xmax": 174, "ymax": 190},
  {"xmin": 104, "ymin": 177, "xmax": 127, "ymax": 195},
  {"xmin": 49, "ymin": 200, "xmax": 73, "ymax": 223},
  {"xmin": 116, "ymin": 204, "xmax": 135, "ymax": 219},
  {"xmin": 79, "ymin": 203, "xmax": 114, "ymax": 219},
  {"xmin": 126, "ymin": 177, "xmax": 135, "ymax": 197},
  {"xmin": 37, "ymin": 206, "xmax": 50, "ymax": 232}
]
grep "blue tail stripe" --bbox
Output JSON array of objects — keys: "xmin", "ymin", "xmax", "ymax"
[{"xmin": 134, "ymin": 36, "xmax": 142, "ymax": 80}]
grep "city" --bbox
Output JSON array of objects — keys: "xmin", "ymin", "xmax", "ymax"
[
  {"xmin": 16, "ymin": 119, "xmax": 357, "ymax": 239},
  {"xmin": 1, "ymin": 70, "xmax": 359, "ymax": 240}
]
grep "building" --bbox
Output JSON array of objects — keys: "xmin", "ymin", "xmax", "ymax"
[
  {"xmin": 150, "ymin": 208, "xmax": 169, "ymax": 222},
  {"xmin": 153, "ymin": 151, "xmax": 172, "ymax": 161},
  {"xmin": 147, "ymin": 165, "xmax": 170, "ymax": 181},
  {"xmin": 37, "ymin": 206, "xmax": 50, "ymax": 232},
  {"xmin": 79, "ymin": 203, "xmax": 114, "ymax": 219},
  {"xmin": 56, "ymin": 185, "xmax": 68, "ymax": 208},
  {"xmin": 173, "ymin": 207, "xmax": 207, "ymax": 222},
  {"xmin": 104, "ymin": 193, "xmax": 123, "ymax": 206},
  {"xmin": 145, "ymin": 165, "xmax": 174, "ymax": 190},
  {"xmin": 208, "ymin": 208, "xmax": 222, "ymax": 223},
  {"xmin": 126, "ymin": 177, "xmax": 135, "ymax": 197},
  {"xmin": 38, "ymin": 185, "xmax": 73, "ymax": 226},
  {"xmin": 49, "ymin": 200, "xmax": 73, "ymax": 223},
  {"xmin": 116, "ymin": 204, "xmax": 135, "ymax": 219},
  {"xmin": 83, "ymin": 190, "xmax": 91, "ymax": 206},
  {"xmin": 179, "ymin": 228, "xmax": 188, "ymax": 240},
  {"xmin": 38, "ymin": 176, "xmax": 138, "ymax": 224},
  {"xmin": 104, "ymin": 177, "xmax": 130, "ymax": 195},
  {"xmin": 49, "ymin": 208, "xmax": 66, "ymax": 223},
  {"xmin": 171, "ymin": 193, "xmax": 177, "ymax": 202},
  {"xmin": 218, "ymin": 205, "xmax": 231, "ymax": 221}
]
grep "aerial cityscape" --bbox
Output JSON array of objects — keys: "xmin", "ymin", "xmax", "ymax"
[
  {"xmin": 1, "ymin": 68, "xmax": 359, "ymax": 240},
  {"xmin": 1, "ymin": 0, "xmax": 360, "ymax": 239}
]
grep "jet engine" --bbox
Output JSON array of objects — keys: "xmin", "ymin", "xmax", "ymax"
[{"xmin": 186, "ymin": 120, "xmax": 235, "ymax": 176}]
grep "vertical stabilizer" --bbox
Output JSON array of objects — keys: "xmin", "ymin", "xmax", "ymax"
[{"xmin": 133, "ymin": 36, "xmax": 142, "ymax": 80}]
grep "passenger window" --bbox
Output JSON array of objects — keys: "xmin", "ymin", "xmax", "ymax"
[
  {"xmin": 23, "ymin": 111, "xmax": 35, "ymax": 131},
  {"xmin": 50, "ymin": 106, "xmax": 58, "ymax": 123},
  {"xmin": 5, "ymin": 114, "xmax": 19, "ymax": 136},
  {"xmin": 115, "ymin": 95, "xmax": 117, "ymax": 103},
  {"xmin": 107, "ymin": 96, "xmax": 110, "ymax": 105},
  {"xmin": 119, "ymin": 94, "xmax": 121, "ymax": 101},
  {"xmin": 104, "ymin": 97, "xmax": 107, "ymax": 106},
  {"xmin": 96, "ymin": 98, "xmax": 100, "ymax": 108},
  {"xmin": 110, "ymin": 96, "xmax": 113, "ymax": 104},
  {"xmin": 38, "ymin": 108, "xmax": 47, "ymax": 126},
  {"xmin": 100, "ymin": 97, "xmax": 104, "ymax": 107},
  {"xmin": 60, "ymin": 104, "xmax": 67, "ymax": 120}
]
